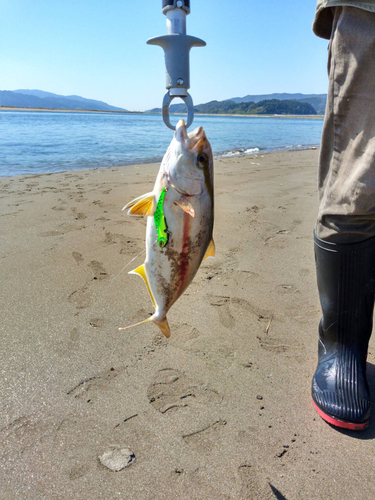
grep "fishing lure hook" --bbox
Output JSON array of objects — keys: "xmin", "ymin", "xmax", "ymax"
[{"xmin": 147, "ymin": 0, "xmax": 206, "ymax": 130}]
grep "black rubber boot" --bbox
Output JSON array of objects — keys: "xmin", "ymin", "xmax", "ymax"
[{"xmin": 312, "ymin": 233, "xmax": 375, "ymax": 430}]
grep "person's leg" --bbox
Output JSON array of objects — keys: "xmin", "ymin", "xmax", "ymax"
[
  {"xmin": 317, "ymin": 7, "xmax": 375, "ymax": 243},
  {"xmin": 313, "ymin": 7, "xmax": 375, "ymax": 430}
]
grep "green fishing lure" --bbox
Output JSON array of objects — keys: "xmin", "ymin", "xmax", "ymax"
[{"xmin": 154, "ymin": 187, "xmax": 169, "ymax": 248}]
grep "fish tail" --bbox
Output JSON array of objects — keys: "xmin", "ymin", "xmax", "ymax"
[
  {"xmin": 154, "ymin": 316, "xmax": 170, "ymax": 338},
  {"xmin": 119, "ymin": 314, "xmax": 170, "ymax": 338}
]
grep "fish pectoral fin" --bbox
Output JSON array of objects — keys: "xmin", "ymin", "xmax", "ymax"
[
  {"xmin": 174, "ymin": 196, "xmax": 195, "ymax": 218},
  {"xmin": 155, "ymin": 317, "xmax": 170, "ymax": 338},
  {"xmin": 123, "ymin": 192, "xmax": 156, "ymax": 216},
  {"xmin": 203, "ymin": 238, "xmax": 216, "ymax": 260},
  {"xmin": 119, "ymin": 316, "xmax": 152, "ymax": 331},
  {"xmin": 129, "ymin": 264, "xmax": 156, "ymax": 308}
]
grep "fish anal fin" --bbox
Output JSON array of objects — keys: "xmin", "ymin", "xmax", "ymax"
[
  {"xmin": 203, "ymin": 238, "xmax": 215, "ymax": 260},
  {"xmin": 123, "ymin": 192, "xmax": 155, "ymax": 216},
  {"xmin": 155, "ymin": 317, "xmax": 170, "ymax": 338},
  {"xmin": 174, "ymin": 196, "xmax": 195, "ymax": 218},
  {"xmin": 129, "ymin": 264, "xmax": 156, "ymax": 308},
  {"xmin": 119, "ymin": 316, "xmax": 152, "ymax": 331}
]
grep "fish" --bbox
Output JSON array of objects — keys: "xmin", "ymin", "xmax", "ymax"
[{"xmin": 120, "ymin": 119, "xmax": 215, "ymax": 338}]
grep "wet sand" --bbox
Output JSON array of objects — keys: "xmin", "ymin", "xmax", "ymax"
[{"xmin": 1, "ymin": 149, "xmax": 375, "ymax": 499}]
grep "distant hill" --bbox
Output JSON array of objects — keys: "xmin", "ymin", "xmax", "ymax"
[
  {"xmin": 148, "ymin": 93, "xmax": 326, "ymax": 115},
  {"xmin": 196, "ymin": 99, "xmax": 316, "ymax": 115},
  {"xmin": 230, "ymin": 93, "xmax": 326, "ymax": 112},
  {"xmin": 0, "ymin": 89, "xmax": 127, "ymax": 112}
]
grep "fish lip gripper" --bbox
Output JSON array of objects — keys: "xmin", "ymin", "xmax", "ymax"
[{"xmin": 147, "ymin": 0, "xmax": 206, "ymax": 130}]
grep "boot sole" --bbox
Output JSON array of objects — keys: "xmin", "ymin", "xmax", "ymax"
[{"xmin": 312, "ymin": 400, "xmax": 369, "ymax": 431}]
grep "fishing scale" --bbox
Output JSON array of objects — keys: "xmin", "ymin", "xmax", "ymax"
[{"xmin": 148, "ymin": 0, "xmax": 206, "ymax": 130}]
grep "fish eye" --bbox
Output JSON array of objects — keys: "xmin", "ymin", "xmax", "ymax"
[{"xmin": 197, "ymin": 153, "xmax": 208, "ymax": 167}]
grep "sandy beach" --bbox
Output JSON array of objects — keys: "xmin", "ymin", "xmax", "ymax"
[{"xmin": 1, "ymin": 149, "xmax": 375, "ymax": 499}]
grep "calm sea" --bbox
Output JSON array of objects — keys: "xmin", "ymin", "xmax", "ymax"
[{"xmin": 0, "ymin": 111, "xmax": 323, "ymax": 177}]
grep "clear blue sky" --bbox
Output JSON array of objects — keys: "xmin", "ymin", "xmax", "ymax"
[{"xmin": 1, "ymin": 0, "xmax": 328, "ymax": 111}]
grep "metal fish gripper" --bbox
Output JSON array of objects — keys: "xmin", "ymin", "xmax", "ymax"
[{"xmin": 147, "ymin": 0, "xmax": 206, "ymax": 130}]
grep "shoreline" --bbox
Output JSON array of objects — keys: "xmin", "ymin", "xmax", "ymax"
[
  {"xmin": 0, "ymin": 106, "xmax": 141, "ymax": 114},
  {"xmin": 148, "ymin": 112, "xmax": 325, "ymax": 119},
  {"xmin": 0, "ymin": 146, "xmax": 320, "ymax": 178},
  {"xmin": 0, "ymin": 106, "xmax": 324, "ymax": 119}
]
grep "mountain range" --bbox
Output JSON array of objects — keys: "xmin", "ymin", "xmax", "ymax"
[
  {"xmin": 0, "ymin": 89, "xmax": 127, "ymax": 112},
  {"xmin": 149, "ymin": 93, "xmax": 327, "ymax": 115}
]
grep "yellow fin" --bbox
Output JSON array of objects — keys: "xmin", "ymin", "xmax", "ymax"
[
  {"xmin": 123, "ymin": 192, "xmax": 155, "ymax": 216},
  {"xmin": 155, "ymin": 317, "xmax": 170, "ymax": 338},
  {"xmin": 119, "ymin": 316, "xmax": 152, "ymax": 331},
  {"xmin": 129, "ymin": 264, "xmax": 156, "ymax": 308},
  {"xmin": 203, "ymin": 238, "xmax": 216, "ymax": 260}
]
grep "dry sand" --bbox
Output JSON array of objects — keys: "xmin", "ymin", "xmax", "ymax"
[{"xmin": 1, "ymin": 149, "xmax": 375, "ymax": 499}]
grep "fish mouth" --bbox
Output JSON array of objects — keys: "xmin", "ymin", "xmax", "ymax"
[
  {"xmin": 188, "ymin": 126, "xmax": 204, "ymax": 139},
  {"xmin": 175, "ymin": 120, "xmax": 207, "ymax": 151},
  {"xmin": 175, "ymin": 119, "xmax": 188, "ymax": 143}
]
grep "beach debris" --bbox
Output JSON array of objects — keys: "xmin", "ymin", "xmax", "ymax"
[
  {"xmin": 99, "ymin": 447, "xmax": 135, "ymax": 472},
  {"xmin": 265, "ymin": 316, "xmax": 273, "ymax": 334},
  {"xmin": 120, "ymin": 120, "xmax": 214, "ymax": 338}
]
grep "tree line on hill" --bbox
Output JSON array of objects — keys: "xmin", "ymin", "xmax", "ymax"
[
  {"xmin": 148, "ymin": 93, "xmax": 327, "ymax": 115},
  {"xmin": 192, "ymin": 99, "xmax": 317, "ymax": 115}
]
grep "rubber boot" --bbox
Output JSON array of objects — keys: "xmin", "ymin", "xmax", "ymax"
[{"xmin": 312, "ymin": 233, "xmax": 375, "ymax": 430}]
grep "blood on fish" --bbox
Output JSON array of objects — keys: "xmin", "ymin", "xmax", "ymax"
[{"xmin": 178, "ymin": 213, "xmax": 191, "ymax": 296}]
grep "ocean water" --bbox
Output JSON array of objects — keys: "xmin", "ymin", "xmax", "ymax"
[{"xmin": 0, "ymin": 111, "xmax": 323, "ymax": 177}]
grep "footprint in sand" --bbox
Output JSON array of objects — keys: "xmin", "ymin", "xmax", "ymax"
[
  {"xmin": 70, "ymin": 207, "xmax": 87, "ymax": 220},
  {"xmin": 182, "ymin": 419, "xmax": 227, "ymax": 453},
  {"xmin": 68, "ymin": 261, "xmax": 108, "ymax": 309},
  {"xmin": 67, "ymin": 366, "xmax": 127, "ymax": 400},
  {"xmin": 207, "ymin": 295, "xmax": 269, "ymax": 331},
  {"xmin": 147, "ymin": 368, "xmax": 221, "ymax": 414},
  {"xmin": 72, "ymin": 252, "xmax": 83, "ymax": 265},
  {"xmin": 257, "ymin": 334, "xmax": 290, "ymax": 354},
  {"xmin": 238, "ymin": 465, "xmax": 275, "ymax": 499},
  {"xmin": 68, "ymin": 286, "xmax": 90, "ymax": 309},
  {"xmin": 88, "ymin": 260, "xmax": 108, "ymax": 280},
  {"xmin": 207, "ymin": 295, "xmax": 236, "ymax": 329},
  {"xmin": 54, "ymin": 327, "xmax": 80, "ymax": 357},
  {"xmin": 104, "ymin": 231, "xmax": 142, "ymax": 255},
  {"xmin": 0, "ymin": 416, "xmax": 57, "ymax": 458},
  {"xmin": 38, "ymin": 230, "xmax": 64, "ymax": 237},
  {"xmin": 246, "ymin": 205, "xmax": 262, "ymax": 214},
  {"xmin": 68, "ymin": 464, "xmax": 91, "ymax": 481}
]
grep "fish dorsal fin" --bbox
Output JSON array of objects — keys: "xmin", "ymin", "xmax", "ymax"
[
  {"xmin": 129, "ymin": 264, "xmax": 156, "ymax": 307},
  {"xmin": 155, "ymin": 317, "xmax": 170, "ymax": 338},
  {"xmin": 123, "ymin": 192, "xmax": 156, "ymax": 216},
  {"xmin": 203, "ymin": 238, "xmax": 215, "ymax": 260}
]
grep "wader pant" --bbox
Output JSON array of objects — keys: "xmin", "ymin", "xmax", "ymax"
[
  {"xmin": 312, "ymin": 6, "xmax": 375, "ymax": 430},
  {"xmin": 316, "ymin": 6, "xmax": 375, "ymax": 244}
]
